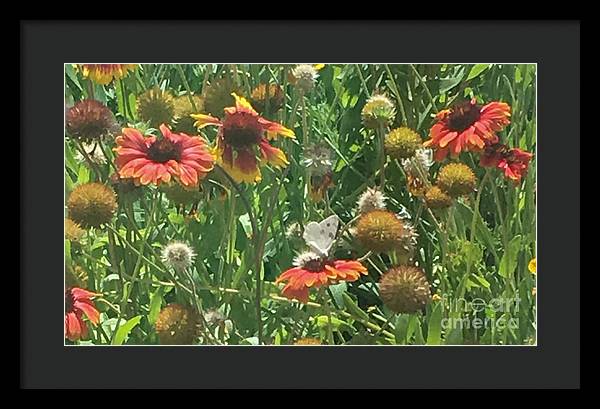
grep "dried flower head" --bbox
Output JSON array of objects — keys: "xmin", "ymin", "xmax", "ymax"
[
  {"xmin": 65, "ymin": 218, "xmax": 85, "ymax": 242},
  {"xmin": 137, "ymin": 87, "xmax": 175, "ymax": 129},
  {"xmin": 202, "ymin": 77, "xmax": 243, "ymax": 117},
  {"xmin": 67, "ymin": 183, "xmax": 117, "ymax": 228},
  {"xmin": 436, "ymin": 162, "xmax": 477, "ymax": 197},
  {"xmin": 172, "ymin": 95, "xmax": 205, "ymax": 135},
  {"xmin": 361, "ymin": 94, "xmax": 396, "ymax": 129},
  {"xmin": 424, "ymin": 186, "xmax": 453, "ymax": 209},
  {"xmin": 291, "ymin": 64, "xmax": 322, "ymax": 93},
  {"xmin": 109, "ymin": 173, "xmax": 142, "ymax": 203},
  {"xmin": 354, "ymin": 209, "xmax": 406, "ymax": 253},
  {"xmin": 301, "ymin": 142, "xmax": 334, "ymax": 177},
  {"xmin": 161, "ymin": 241, "xmax": 196, "ymax": 271},
  {"xmin": 356, "ymin": 187, "xmax": 387, "ymax": 214},
  {"xmin": 379, "ymin": 265, "xmax": 431, "ymax": 314},
  {"xmin": 155, "ymin": 304, "xmax": 200, "ymax": 345},
  {"xmin": 385, "ymin": 127, "xmax": 422, "ymax": 159},
  {"xmin": 66, "ymin": 99, "xmax": 118, "ymax": 143},
  {"xmin": 160, "ymin": 181, "xmax": 203, "ymax": 206}
]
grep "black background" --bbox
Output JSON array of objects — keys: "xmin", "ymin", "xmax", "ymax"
[{"xmin": 21, "ymin": 20, "xmax": 580, "ymax": 389}]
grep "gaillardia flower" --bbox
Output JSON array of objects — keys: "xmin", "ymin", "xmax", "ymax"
[
  {"xmin": 385, "ymin": 127, "xmax": 422, "ymax": 159},
  {"xmin": 356, "ymin": 187, "xmax": 387, "ymax": 214},
  {"xmin": 76, "ymin": 64, "xmax": 137, "ymax": 85},
  {"xmin": 65, "ymin": 287, "xmax": 100, "ymax": 341},
  {"xmin": 424, "ymin": 98, "xmax": 511, "ymax": 161},
  {"xmin": 436, "ymin": 162, "xmax": 477, "ymax": 197},
  {"xmin": 250, "ymin": 83, "xmax": 285, "ymax": 114},
  {"xmin": 172, "ymin": 95, "xmax": 204, "ymax": 135},
  {"xmin": 354, "ymin": 210, "xmax": 407, "ymax": 253},
  {"xmin": 191, "ymin": 93, "xmax": 294, "ymax": 183},
  {"xmin": 480, "ymin": 143, "xmax": 533, "ymax": 184},
  {"xmin": 67, "ymin": 183, "xmax": 117, "ymax": 228},
  {"xmin": 528, "ymin": 257, "xmax": 536, "ymax": 275},
  {"xmin": 424, "ymin": 186, "xmax": 453, "ymax": 209},
  {"xmin": 161, "ymin": 241, "xmax": 196, "ymax": 272},
  {"xmin": 114, "ymin": 124, "xmax": 214, "ymax": 187},
  {"xmin": 137, "ymin": 87, "xmax": 175, "ymax": 129},
  {"xmin": 276, "ymin": 251, "xmax": 368, "ymax": 303},
  {"xmin": 379, "ymin": 265, "xmax": 431, "ymax": 314},
  {"xmin": 66, "ymin": 99, "xmax": 118, "ymax": 143},
  {"xmin": 155, "ymin": 304, "xmax": 200, "ymax": 345},
  {"xmin": 361, "ymin": 94, "xmax": 396, "ymax": 130}
]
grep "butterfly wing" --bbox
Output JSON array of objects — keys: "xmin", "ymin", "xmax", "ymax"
[{"xmin": 303, "ymin": 215, "xmax": 339, "ymax": 257}]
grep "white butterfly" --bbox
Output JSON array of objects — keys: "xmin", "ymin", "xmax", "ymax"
[{"xmin": 302, "ymin": 214, "xmax": 339, "ymax": 257}]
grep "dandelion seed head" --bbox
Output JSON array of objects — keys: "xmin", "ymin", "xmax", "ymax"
[{"xmin": 292, "ymin": 64, "xmax": 320, "ymax": 92}]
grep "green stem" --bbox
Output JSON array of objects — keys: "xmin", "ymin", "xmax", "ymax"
[
  {"xmin": 409, "ymin": 64, "xmax": 439, "ymax": 113},
  {"xmin": 384, "ymin": 65, "xmax": 408, "ymax": 126},
  {"xmin": 377, "ymin": 123, "xmax": 387, "ymax": 190},
  {"xmin": 354, "ymin": 64, "xmax": 371, "ymax": 97},
  {"xmin": 176, "ymin": 64, "xmax": 198, "ymax": 111}
]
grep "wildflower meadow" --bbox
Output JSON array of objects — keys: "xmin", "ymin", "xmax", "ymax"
[{"xmin": 64, "ymin": 63, "xmax": 537, "ymax": 346}]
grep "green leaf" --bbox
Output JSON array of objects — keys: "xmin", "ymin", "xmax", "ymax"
[
  {"xmin": 328, "ymin": 282, "xmax": 347, "ymax": 308},
  {"xmin": 466, "ymin": 64, "xmax": 490, "ymax": 81},
  {"xmin": 168, "ymin": 213, "xmax": 184, "ymax": 225},
  {"xmin": 499, "ymin": 235, "xmax": 522, "ymax": 278},
  {"xmin": 439, "ymin": 77, "xmax": 462, "ymax": 93},
  {"xmin": 148, "ymin": 287, "xmax": 164, "ymax": 324},
  {"xmin": 112, "ymin": 315, "xmax": 142, "ymax": 345},
  {"xmin": 426, "ymin": 303, "xmax": 442, "ymax": 345},
  {"xmin": 394, "ymin": 314, "xmax": 410, "ymax": 344},
  {"xmin": 316, "ymin": 315, "xmax": 353, "ymax": 333},
  {"xmin": 342, "ymin": 292, "xmax": 370, "ymax": 322}
]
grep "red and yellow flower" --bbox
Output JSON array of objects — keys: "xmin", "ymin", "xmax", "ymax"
[
  {"xmin": 276, "ymin": 252, "xmax": 368, "ymax": 303},
  {"xmin": 114, "ymin": 124, "xmax": 214, "ymax": 187},
  {"xmin": 191, "ymin": 93, "xmax": 294, "ymax": 183},
  {"xmin": 480, "ymin": 143, "xmax": 534, "ymax": 183},
  {"xmin": 65, "ymin": 287, "xmax": 100, "ymax": 341},
  {"xmin": 76, "ymin": 64, "xmax": 137, "ymax": 85},
  {"xmin": 424, "ymin": 98, "xmax": 511, "ymax": 161}
]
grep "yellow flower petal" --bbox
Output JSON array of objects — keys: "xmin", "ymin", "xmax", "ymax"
[
  {"xmin": 313, "ymin": 64, "xmax": 325, "ymax": 71},
  {"xmin": 528, "ymin": 258, "xmax": 536, "ymax": 275}
]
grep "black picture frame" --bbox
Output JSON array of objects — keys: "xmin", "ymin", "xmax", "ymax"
[{"xmin": 21, "ymin": 20, "xmax": 580, "ymax": 389}]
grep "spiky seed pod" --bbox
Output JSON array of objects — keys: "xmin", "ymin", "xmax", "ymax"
[
  {"xmin": 379, "ymin": 265, "xmax": 431, "ymax": 314},
  {"xmin": 161, "ymin": 242, "xmax": 196, "ymax": 272},
  {"xmin": 294, "ymin": 337, "xmax": 322, "ymax": 345},
  {"xmin": 155, "ymin": 304, "xmax": 200, "ymax": 345},
  {"xmin": 65, "ymin": 218, "xmax": 85, "ymax": 242},
  {"xmin": 361, "ymin": 94, "xmax": 396, "ymax": 130},
  {"xmin": 136, "ymin": 87, "xmax": 175, "ymax": 128},
  {"xmin": 160, "ymin": 182, "xmax": 203, "ymax": 206},
  {"xmin": 291, "ymin": 64, "xmax": 320, "ymax": 93},
  {"xmin": 66, "ymin": 99, "xmax": 118, "ymax": 143},
  {"xmin": 356, "ymin": 187, "xmax": 387, "ymax": 214},
  {"xmin": 385, "ymin": 127, "xmax": 422, "ymax": 159},
  {"xmin": 250, "ymin": 83, "xmax": 285, "ymax": 114},
  {"xmin": 67, "ymin": 183, "xmax": 117, "ymax": 228},
  {"xmin": 436, "ymin": 163, "xmax": 477, "ymax": 198},
  {"xmin": 203, "ymin": 77, "xmax": 243, "ymax": 117},
  {"xmin": 172, "ymin": 95, "xmax": 205, "ymax": 135},
  {"xmin": 424, "ymin": 186, "xmax": 453, "ymax": 209},
  {"xmin": 354, "ymin": 210, "xmax": 406, "ymax": 253}
]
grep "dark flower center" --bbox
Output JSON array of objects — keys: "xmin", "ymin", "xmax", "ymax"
[
  {"xmin": 304, "ymin": 258, "xmax": 332, "ymax": 272},
  {"xmin": 147, "ymin": 138, "xmax": 181, "ymax": 163},
  {"xmin": 222, "ymin": 113, "xmax": 263, "ymax": 149},
  {"xmin": 447, "ymin": 101, "xmax": 482, "ymax": 132},
  {"xmin": 65, "ymin": 289, "xmax": 74, "ymax": 312}
]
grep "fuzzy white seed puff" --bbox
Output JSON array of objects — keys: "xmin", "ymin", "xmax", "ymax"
[
  {"xmin": 357, "ymin": 187, "xmax": 387, "ymax": 214},
  {"xmin": 161, "ymin": 242, "xmax": 196, "ymax": 271}
]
